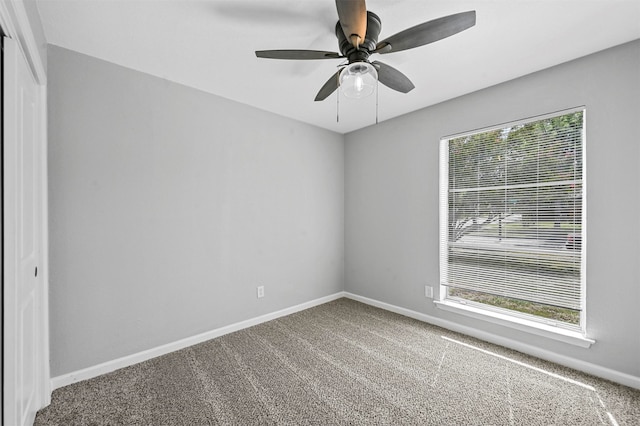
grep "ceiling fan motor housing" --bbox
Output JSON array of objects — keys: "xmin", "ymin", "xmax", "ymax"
[{"xmin": 336, "ymin": 11, "xmax": 381, "ymax": 63}]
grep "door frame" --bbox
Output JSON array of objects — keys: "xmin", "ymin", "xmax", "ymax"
[{"xmin": 0, "ymin": 0, "xmax": 49, "ymax": 421}]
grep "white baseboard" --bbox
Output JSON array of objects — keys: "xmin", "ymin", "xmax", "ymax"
[
  {"xmin": 344, "ymin": 292, "xmax": 640, "ymax": 390},
  {"xmin": 52, "ymin": 290, "xmax": 640, "ymax": 392},
  {"xmin": 51, "ymin": 292, "xmax": 346, "ymax": 390}
]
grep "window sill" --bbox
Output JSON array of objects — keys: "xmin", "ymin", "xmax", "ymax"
[{"xmin": 434, "ymin": 300, "xmax": 595, "ymax": 348}]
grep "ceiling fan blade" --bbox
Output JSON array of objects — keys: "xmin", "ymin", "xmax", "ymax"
[
  {"xmin": 315, "ymin": 70, "xmax": 341, "ymax": 101},
  {"xmin": 375, "ymin": 10, "xmax": 476, "ymax": 54},
  {"xmin": 255, "ymin": 50, "xmax": 343, "ymax": 60},
  {"xmin": 335, "ymin": 0, "xmax": 367, "ymax": 47},
  {"xmin": 372, "ymin": 61, "xmax": 415, "ymax": 93}
]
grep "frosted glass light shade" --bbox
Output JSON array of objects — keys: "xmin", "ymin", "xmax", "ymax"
[{"xmin": 339, "ymin": 62, "xmax": 377, "ymax": 99}]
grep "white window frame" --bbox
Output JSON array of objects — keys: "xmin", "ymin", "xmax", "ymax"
[{"xmin": 435, "ymin": 108, "xmax": 593, "ymax": 348}]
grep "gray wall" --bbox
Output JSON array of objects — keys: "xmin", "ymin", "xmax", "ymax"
[
  {"xmin": 49, "ymin": 39, "xmax": 639, "ymax": 380},
  {"xmin": 345, "ymin": 40, "xmax": 640, "ymax": 377},
  {"xmin": 48, "ymin": 45, "xmax": 344, "ymax": 376}
]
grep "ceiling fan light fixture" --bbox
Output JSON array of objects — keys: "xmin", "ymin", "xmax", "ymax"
[{"xmin": 339, "ymin": 62, "xmax": 377, "ymax": 99}]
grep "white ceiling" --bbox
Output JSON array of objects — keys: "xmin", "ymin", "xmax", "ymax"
[{"xmin": 36, "ymin": 0, "xmax": 640, "ymax": 134}]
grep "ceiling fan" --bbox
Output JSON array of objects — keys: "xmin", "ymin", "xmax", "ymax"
[{"xmin": 255, "ymin": 0, "xmax": 476, "ymax": 101}]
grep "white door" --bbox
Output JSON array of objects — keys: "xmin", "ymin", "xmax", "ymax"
[{"xmin": 3, "ymin": 36, "xmax": 45, "ymax": 426}]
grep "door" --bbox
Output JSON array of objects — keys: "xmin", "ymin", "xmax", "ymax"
[{"xmin": 3, "ymin": 36, "xmax": 44, "ymax": 426}]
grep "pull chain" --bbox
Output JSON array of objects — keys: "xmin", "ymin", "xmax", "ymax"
[
  {"xmin": 375, "ymin": 77, "xmax": 379, "ymax": 125},
  {"xmin": 336, "ymin": 73, "xmax": 340, "ymax": 123}
]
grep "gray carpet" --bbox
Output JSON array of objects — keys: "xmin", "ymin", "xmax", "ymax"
[{"xmin": 36, "ymin": 298, "xmax": 640, "ymax": 425}]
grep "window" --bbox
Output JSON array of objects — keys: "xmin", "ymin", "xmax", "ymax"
[{"xmin": 439, "ymin": 109, "xmax": 586, "ymax": 334}]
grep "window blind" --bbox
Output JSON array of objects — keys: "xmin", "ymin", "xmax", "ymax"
[{"xmin": 440, "ymin": 110, "xmax": 585, "ymax": 312}]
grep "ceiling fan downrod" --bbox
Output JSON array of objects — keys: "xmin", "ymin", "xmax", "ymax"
[{"xmin": 336, "ymin": 11, "xmax": 381, "ymax": 64}]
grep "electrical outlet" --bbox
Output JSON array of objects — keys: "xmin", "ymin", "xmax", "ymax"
[
  {"xmin": 257, "ymin": 286, "xmax": 265, "ymax": 298},
  {"xmin": 424, "ymin": 286, "xmax": 433, "ymax": 299}
]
